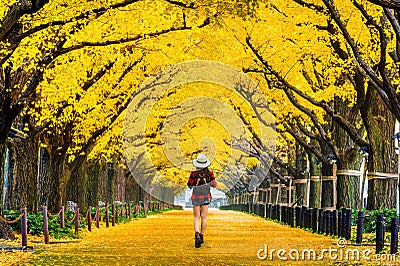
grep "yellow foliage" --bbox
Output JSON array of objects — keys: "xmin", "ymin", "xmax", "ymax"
[{"xmin": 144, "ymin": 82, "xmax": 261, "ymax": 186}]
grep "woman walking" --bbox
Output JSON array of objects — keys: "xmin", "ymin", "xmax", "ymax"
[{"xmin": 187, "ymin": 154, "xmax": 217, "ymax": 248}]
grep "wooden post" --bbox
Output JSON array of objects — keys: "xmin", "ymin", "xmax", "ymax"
[
  {"xmin": 112, "ymin": 203, "xmax": 115, "ymax": 226},
  {"xmin": 74, "ymin": 207, "xmax": 79, "ymax": 235},
  {"xmin": 60, "ymin": 206, "xmax": 65, "ymax": 228},
  {"xmin": 42, "ymin": 206, "xmax": 49, "ymax": 244},
  {"xmin": 288, "ymin": 177, "xmax": 292, "ymax": 206},
  {"xmin": 87, "ymin": 207, "xmax": 92, "ymax": 232},
  {"xmin": 115, "ymin": 205, "xmax": 119, "ymax": 224},
  {"xmin": 96, "ymin": 206, "xmax": 100, "ymax": 229},
  {"xmin": 21, "ymin": 208, "xmax": 28, "ymax": 247},
  {"xmin": 105, "ymin": 203, "xmax": 109, "ymax": 227}
]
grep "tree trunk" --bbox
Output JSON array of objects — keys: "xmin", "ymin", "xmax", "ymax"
[
  {"xmin": 307, "ymin": 151, "xmax": 319, "ymax": 208},
  {"xmin": 0, "ymin": 142, "xmax": 6, "ymax": 211},
  {"xmin": 321, "ymin": 181, "xmax": 333, "ymax": 208},
  {"xmin": 363, "ymin": 88, "xmax": 397, "ymax": 210},
  {"xmin": 114, "ymin": 164, "xmax": 126, "ymax": 202},
  {"xmin": 294, "ymin": 143, "xmax": 307, "ymax": 205},
  {"xmin": 84, "ymin": 160, "xmax": 101, "ymax": 207},
  {"xmin": 321, "ymin": 163, "xmax": 333, "ymax": 208},
  {"xmin": 4, "ymin": 144, "xmax": 14, "ymax": 210},
  {"xmin": 37, "ymin": 146, "xmax": 50, "ymax": 207},
  {"xmin": 5, "ymin": 133, "xmax": 39, "ymax": 210},
  {"xmin": 66, "ymin": 162, "xmax": 85, "ymax": 209},
  {"xmin": 337, "ymin": 174, "xmax": 360, "ymax": 209},
  {"xmin": 47, "ymin": 152, "xmax": 70, "ymax": 212},
  {"xmin": 106, "ymin": 162, "xmax": 115, "ymax": 203},
  {"xmin": 331, "ymin": 97, "xmax": 361, "ymax": 209}
]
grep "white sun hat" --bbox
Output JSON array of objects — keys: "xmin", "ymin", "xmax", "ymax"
[{"xmin": 192, "ymin": 154, "xmax": 211, "ymax": 169}]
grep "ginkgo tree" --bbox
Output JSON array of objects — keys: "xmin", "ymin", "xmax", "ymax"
[
  {"xmin": 0, "ymin": 0, "xmax": 213, "ymax": 211},
  {"xmin": 236, "ymin": 0, "xmax": 399, "ymax": 210},
  {"xmin": 0, "ymin": 0, "xmax": 267, "ymax": 211}
]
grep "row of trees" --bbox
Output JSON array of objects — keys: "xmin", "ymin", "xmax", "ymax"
[
  {"xmin": 0, "ymin": 0, "xmax": 400, "ymax": 212},
  {"xmin": 223, "ymin": 0, "xmax": 400, "ymax": 210}
]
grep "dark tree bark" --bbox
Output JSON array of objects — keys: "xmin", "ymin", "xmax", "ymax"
[
  {"xmin": 363, "ymin": 88, "xmax": 397, "ymax": 209},
  {"xmin": 294, "ymin": 143, "xmax": 307, "ymax": 205},
  {"xmin": 37, "ymin": 145, "xmax": 50, "ymax": 208},
  {"xmin": 66, "ymin": 162, "xmax": 85, "ymax": 209},
  {"xmin": 330, "ymin": 97, "xmax": 361, "ymax": 209},
  {"xmin": 5, "ymin": 136, "xmax": 38, "ymax": 211},
  {"xmin": 84, "ymin": 160, "xmax": 101, "ymax": 207},
  {"xmin": 47, "ymin": 152, "xmax": 70, "ymax": 212},
  {"xmin": 0, "ymin": 142, "xmax": 6, "ymax": 211}
]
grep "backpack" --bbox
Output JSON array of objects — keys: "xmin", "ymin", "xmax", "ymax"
[
  {"xmin": 195, "ymin": 169, "xmax": 210, "ymax": 186},
  {"xmin": 192, "ymin": 169, "xmax": 211, "ymax": 205}
]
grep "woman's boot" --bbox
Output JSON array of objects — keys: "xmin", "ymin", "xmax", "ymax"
[{"xmin": 195, "ymin": 232, "xmax": 202, "ymax": 248}]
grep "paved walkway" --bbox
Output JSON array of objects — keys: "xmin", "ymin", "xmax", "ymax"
[{"xmin": 21, "ymin": 209, "xmax": 380, "ymax": 265}]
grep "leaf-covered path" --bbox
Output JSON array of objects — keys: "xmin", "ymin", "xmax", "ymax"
[{"xmin": 22, "ymin": 209, "xmax": 374, "ymax": 265}]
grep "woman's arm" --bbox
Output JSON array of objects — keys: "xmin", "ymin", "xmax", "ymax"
[
  {"xmin": 187, "ymin": 171, "xmax": 196, "ymax": 188},
  {"xmin": 208, "ymin": 171, "xmax": 217, "ymax": 187}
]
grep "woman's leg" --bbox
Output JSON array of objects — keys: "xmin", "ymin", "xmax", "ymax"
[
  {"xmin": 193, "ymin": 205, "xmax": 201, "ymax": 233},
  {"xmin": 200, "ymin": 204, "xmax": 209, "ymax": 235}
]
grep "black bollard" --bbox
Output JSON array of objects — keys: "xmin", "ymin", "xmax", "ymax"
[
  {"xmin": 376, "ymin": 214, "xmax": 385, "ymax": 254},
  {"xmin": 338, "ymin": 211, "xmax": 342, "ymax": 237},
  {"xmin": 321, "ymin": 210, "xmax": 326, "ymax": 234},
  {"xmin": 296, "ymin": 207, "xmax": 301, "ymax": 227},
  {"xmin": 326, "ymin": 210, "xmax": 331, "ymax": 235},
  {"xmin": 307, "ymin": 209, "xmax": 312, "ymax": 229},
  {"xmin": 301, "ymin": 206, "xmax": 307, "ymax": 228},
  {"xmin": 276, "ymin": 204, "xmax": 281, "ymax": 221},
  {"xmin": 304, "ymin": 209, "xmax": 309, "ymax": 229},
  {"xmin": 287, "ymin": 206, "xmax": 290, "ymax": 223},
  {"xmin": 262, "ymin": 203, "xmax": 266, "ymax": 218},
  {"xmin": 356, "ymin": 211, "xmax": 364, "ymax": 244},
  {"xmin": 270, "ymin": 204, "xmax": 274, "ymax": 219},
  {"xmin": 341, "ymin": 208, "xmax": 347, "ymax": 238},
  {"xmin": 329, "ymin": 210, "xmax": 336, "ymax": 236},
  {"xmin": 286, "ymin": 206, "xmax": 290, "ymax": 224},
  {"xmin": 322, "ymin": 210, "xmax": 327, "ymax": 234},
  {"xmin": 332, "ymin": 210, "xmax": 338, "ymax": 236},
  {"xmin": 271, "ymin": 205, "xmax": 275, "ymax": 220},
  {"xmin": 312, "ymin": 208, "xmax": 318, "ymax": 233},
  {"xmin": 390, "ymin": 217, "xmax": 399, "ymax": 254},
  {"xmin": 345, "ymin": 209, "xmax": 352, "ymax": 240},
  {"xmin": 318, "ymin": 209, "xmax": 323, "ymax": 234},
  {"xmin": 282, "ymin": 206, "xmax": 287, "ymax": 223},
  {"xmin": 289, "ymin": 207, "xmax": 295, "ymax": 227}
]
